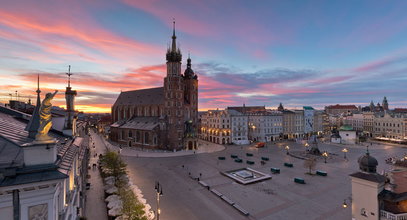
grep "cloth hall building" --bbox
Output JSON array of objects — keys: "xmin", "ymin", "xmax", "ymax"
[{"xmin": 110, "ymin": 25, "xmax": 199, "ymax": 150}]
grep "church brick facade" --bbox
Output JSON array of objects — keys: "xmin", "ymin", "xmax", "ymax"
[{"xmin": 110, "ymin": 24, "xmax": 198, "ymax": 150}]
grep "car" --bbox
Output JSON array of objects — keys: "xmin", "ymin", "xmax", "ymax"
[{"xmin": 255, "ymin": 142, "xmax": 265, "ymax": 148}]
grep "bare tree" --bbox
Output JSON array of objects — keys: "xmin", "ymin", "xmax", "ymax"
[{"xmin": 304, "ymin": 158, "xmax": 317, "ymax": 174}]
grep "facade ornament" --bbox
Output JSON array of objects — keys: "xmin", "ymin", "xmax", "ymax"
[{"xmin": 36, "ymin": 90, "xmax": 58, "ymax": 141}]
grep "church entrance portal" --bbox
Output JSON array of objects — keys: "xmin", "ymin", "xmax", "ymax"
[{"xmin": 188, "ymin": 141, "xmax": 193, "ymax": 150}]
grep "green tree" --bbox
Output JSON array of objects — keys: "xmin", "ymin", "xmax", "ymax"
[
  {"xmin": 100, "ymin": 151, "xmax": 127, "ymax": 180},
  {"xmin": 119, "ymin": 187, "xmax": 147, "ymax": 220}
]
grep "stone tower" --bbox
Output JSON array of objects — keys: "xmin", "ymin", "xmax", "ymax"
[
  {"xmin": 382, "ymin": 97, "xmax": 389, "ymax": 111},
  {"xmin": 64, "ymin": 65, "xmax": 77, "ymax": 136},
  {"xmin": 277, "ymin": 103, "xmax": 284, "ymax": 111},
  {"xmin": 350, "ymin": 148, "xmax": 386, "ymax": 220},
  {"xmin": 183, "ymin": 54, "xmax": 198, "ymax": 149},
  {"xmin": 164, "ymin": 21, "xmax": 185, "ymax": 150}
]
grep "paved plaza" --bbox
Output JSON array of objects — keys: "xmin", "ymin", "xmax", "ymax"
[{"xmin": 121, "ymin": 140, "xmax": 406, "ymax": 220}]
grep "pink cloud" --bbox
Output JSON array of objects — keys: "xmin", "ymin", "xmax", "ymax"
[{"xmin": 0, "ymin": 7, "xmax": 162, "ymax": 64}]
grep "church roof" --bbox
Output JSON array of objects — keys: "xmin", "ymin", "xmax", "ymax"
[
  {"xmin": 111, "ymin": 116, "xmax": 160, "ymax": 131},
  {"xmin": 113, "ymin": 87, "xmax": 164, "ymax": 107}
]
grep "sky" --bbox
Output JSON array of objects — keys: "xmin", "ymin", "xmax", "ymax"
[{"xmin": 1, "ymin": 0, "xmax": 407, "ymax": 113}]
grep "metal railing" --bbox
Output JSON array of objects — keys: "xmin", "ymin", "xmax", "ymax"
[{"xmin": 380, "ymin": 210, "xmax": 407, "ymax": 220}]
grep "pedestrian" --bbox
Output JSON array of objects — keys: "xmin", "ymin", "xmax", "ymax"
[{"xmin": 199, "ymin": 173, "xmax": 202, "ymax": 177}]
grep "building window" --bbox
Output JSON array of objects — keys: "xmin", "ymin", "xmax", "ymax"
[
  {"xmin": 136, "ymin": 131, "xmax": 141, "ymax": 143},
  {"xmin": 145, "ymin": 133, "xmax": 149, "ymax": 144}
]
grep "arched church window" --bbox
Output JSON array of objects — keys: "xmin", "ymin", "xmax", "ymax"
[
  {"xmin": 136, "ymin": 131, "xmax": 141, "ymax": 143},
  {"xmin": 145, "ymin": 133, "xmax": 149, "ymax": 144}
]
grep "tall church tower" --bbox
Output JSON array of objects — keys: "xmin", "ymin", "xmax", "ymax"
[
  {"xmin": 382, "ymin": 96, "xmax": 389, "ymax": 111},
  {"xmin": 183, "ymin": 54, "xmax": 198, "ymax": 149},
  {"xmin": 64, "ymin": 65, "xmax": 77, "ymax": 136},
  {"xmin": 164, "ymin": 21, "xmax": 184, "ymax": 150}
]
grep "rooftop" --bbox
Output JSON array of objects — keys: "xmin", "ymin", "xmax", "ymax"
[
  {"xmin": 111, "ymin": 116, "xmax": 160, "ymax": 131},
  {"xmin": 325, "ymin": 104, "xmax": 358, "ymax": 110},
  {"xmin": 113, "ymin": 87, "xmax": 164, "ymax": 107}
]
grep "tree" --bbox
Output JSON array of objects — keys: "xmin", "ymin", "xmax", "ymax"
[
  {"xmin": 119, "ymin": 187, "xmax": 147, "ymax": 220},
  {"xmin": 303, "ymin": 158, "xmax": 317, "ymax": 174},
  {"xmin": 100, "ymin": 151, "xmax": 127, "ymax": 180}
]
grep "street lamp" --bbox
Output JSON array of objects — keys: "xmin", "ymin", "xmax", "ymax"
[
  {"xmin": 285, "ymin": 145, "xmax": 290, "ymax": 155},
  {"xmin": 342, "ymin": 199, "xmax": 348, "ymax": 208},
  {"xmin": 155, "ymin": 181, "xmax": 163, "ymax": 220},
  {"xmin": 322, "ymin": 151, "xmax": 328, "ymax": 163},
  {"xmin": 342, "ymin": 148, "xmax": 348, "ymax": 159}
]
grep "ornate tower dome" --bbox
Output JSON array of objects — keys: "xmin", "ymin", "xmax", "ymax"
[
  {"xmin": 358, "ymin": 147, "xmax": 378, "ymax": 173},
  {"xmin": 183, "ymin": 54, "xmax": 197, "ymax": 79}
]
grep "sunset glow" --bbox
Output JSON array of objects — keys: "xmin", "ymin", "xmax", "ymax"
[{"xmin": 1, "ymin": 0, "xmax": 407, "ymax": 112}]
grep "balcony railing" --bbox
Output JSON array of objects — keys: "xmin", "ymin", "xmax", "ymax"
[{"xmin": 380, "ymin": 210, "xmax": 407, "ymax": 220}]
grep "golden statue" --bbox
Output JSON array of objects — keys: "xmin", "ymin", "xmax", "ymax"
[{"xmin": 36, "ymin": 90, "xmax": 58, "ymax": 141}]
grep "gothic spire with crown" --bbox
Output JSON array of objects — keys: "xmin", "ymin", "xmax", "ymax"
[{"xmin": 166, "ymin": 20, "xmax": 182, "ymax": 62}]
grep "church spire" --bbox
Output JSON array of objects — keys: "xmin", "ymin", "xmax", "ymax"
[
  {"xmin": 166, "ymin": 19, "xmax": 182, "ymax": 63},
  {"xmin": 187, "ymin": 52, "xmax": 191, "ymax": 68},
  {"xmin": 25, "ymin": 74, "xmax": 42, "ymax": 138},
  {"xmin": 171, "ymin": 19, "xmax": 177, "ymax": 52}
]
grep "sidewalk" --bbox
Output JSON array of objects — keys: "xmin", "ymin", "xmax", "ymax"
[
  {"xmin": 85, "ymin": 130, "xmax": 108, "ymax": 220},
  {"xmin": 101, "ymin": 135, "xmax": 225, "ymax": 158}
]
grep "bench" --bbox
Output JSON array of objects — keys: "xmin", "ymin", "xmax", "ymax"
[
  {"xmin": 210, "ymin": 189, "xmax": 223, "ymax": 197},
  {"xmin": 234, "ymin": 158, "xmax": 243, "ymax": 163},
  {"xmin": 316, "ymin": 170, "xmax": 327, "ymax": 176},
  {"xmin": 231, "ymin": 154, "xmax": 238, "ymax": 158},
  {"xmin": 221, "ymin": 195, "xmax": 235, "ymax": 205},
  {"xmin": 284, "ymin": 162, "xmax": 293, "ymax": 167},
  {"xmin": 271, "ymin": 168, "xmax": 280, "ymax": 174},
  {"xmin": 261, "ymin": 157, "xmax": 269, "ymax": 161},
  {"xmin": 233, "ymin": 204, "xmax": 250, "ymax": 216},
  {"xmin": 246, "ymin": 153, "xmax": 253, "ymax": 157},
  {"xmin": 218, "ymin": 156, "xmax": 226, "ymax": 160},
  {"xmin": 246, "ymin": 160, "xmax": 255, "ymax": 165},
  {"xmin": 199, "ymin": 181, "xmax": 208, "ymax": 187},
  {"xmin": 294, "ymin": 177, "xmax": 305, "ymax": 184}
]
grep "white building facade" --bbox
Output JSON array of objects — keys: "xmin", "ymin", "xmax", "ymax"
[{"xmin": 248, "ymin": 111, "xmax": 283, "ymax": 142}]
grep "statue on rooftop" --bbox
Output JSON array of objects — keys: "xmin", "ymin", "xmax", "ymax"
[{"xmin": 36, "ymin": 90, "xmax": 58, "ymax": 141}]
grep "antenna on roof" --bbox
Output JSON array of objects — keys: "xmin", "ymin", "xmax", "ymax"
[{"xmin": 66, "ymin": 65, "xmax": 73, "ymax": 87}]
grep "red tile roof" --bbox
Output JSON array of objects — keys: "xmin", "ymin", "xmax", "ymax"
[{"xmin": 325, "ymin": 104, "xmax": 358, "ymax": 110}]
